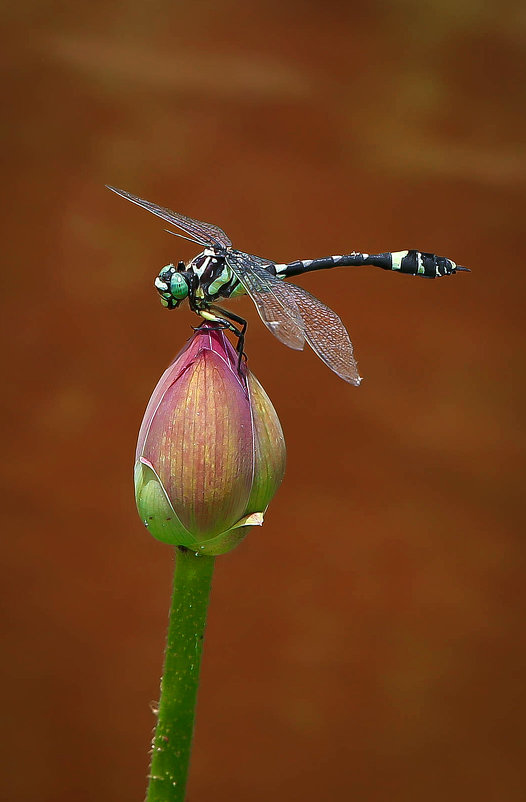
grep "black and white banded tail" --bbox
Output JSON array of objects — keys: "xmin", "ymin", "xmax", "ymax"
[{"xmin": 279, "ymin": 250, "xmax": 470, "ymax": 280}]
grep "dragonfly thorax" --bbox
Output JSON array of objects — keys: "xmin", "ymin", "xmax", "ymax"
[
  {"xmin": 188, "ymin": 248, "xmax": 235, "ymax": 301},
  {"xmin": 189, "ymin": 247, "xmax": 220, "ymax": 278}
]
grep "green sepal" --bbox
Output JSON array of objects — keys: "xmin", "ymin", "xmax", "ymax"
[
  {"xmin": 195, "ymin": 512, "xmax": 265, "ymax": 556},
  {"xmin": 134, "ymin": 459, "xmax": 199, "ymax": 548}
]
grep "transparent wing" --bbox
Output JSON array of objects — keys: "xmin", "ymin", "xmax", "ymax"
[
  {"xmin": 284, "ymin": 282, "xmax": 362, "ymax": 385},
  {"xmin": 244, "ymin": 252, "xmax": 275, "ymax": 267},
  {"xmin": 225, "ymin": 250, "xmax": 305, "ymax": 350},
  {"xmin": 106, "ymin": 186, "xmax": 232, "ymax": 249}
]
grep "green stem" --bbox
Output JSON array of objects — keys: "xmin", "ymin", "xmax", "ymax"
[{"xmin": 146, "ymin": 547, "xmax": 215, "ymax": 802}]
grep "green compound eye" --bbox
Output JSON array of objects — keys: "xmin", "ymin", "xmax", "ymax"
[{"xmin": 170, "ymin": 272, "xmax": 189, "ymax": 300}]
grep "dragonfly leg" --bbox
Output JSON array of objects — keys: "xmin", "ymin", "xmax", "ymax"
[
  {"xmin": 196, "ymin": 308, "xmax": 232, "ymax": 330},
  {"xmin": 207, "ymin": 305, "xmax": 248, "ymax": 371}
]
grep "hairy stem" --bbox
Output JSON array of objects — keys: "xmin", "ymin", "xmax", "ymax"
[{"xmin": 146, "ymin": 547, "xmax": 215, "ymax": 802}]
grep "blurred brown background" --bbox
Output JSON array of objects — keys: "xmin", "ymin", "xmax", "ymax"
[{"xmin": 2, "ymin": 1, "xmax": 525, "ymax": 800}]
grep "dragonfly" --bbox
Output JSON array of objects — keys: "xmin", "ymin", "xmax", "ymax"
[{"xmin": 107, "ymin": 186, "xmax": 469, "ymax": 385}]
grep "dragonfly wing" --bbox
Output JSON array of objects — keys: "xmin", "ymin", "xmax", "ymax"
[
  {"xmin": 285, "ymin": 282, "xmax": 362, "ymax": 385},
  {"xmin": 244, "ymin": 252, "xmax": 275, "ymax": 267},
  {"xmin": 225, "ymin": 250, "xmax": 305, "ymax": 350},
  {"xmin": 106, "ymin": 186, "xmax": 232, "ymax": 248}
]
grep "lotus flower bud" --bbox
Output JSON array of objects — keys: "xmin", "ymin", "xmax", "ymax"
[{"xmin": 134, "ymin": 323, "xmax": 286, "ymax": 555}]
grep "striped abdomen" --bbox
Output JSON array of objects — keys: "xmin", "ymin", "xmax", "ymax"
[{"xmin": 278, "ymin": 250, "xmax": 468, "ymax": 279}]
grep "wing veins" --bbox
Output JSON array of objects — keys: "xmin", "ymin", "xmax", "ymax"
[
  {"xmin": 225, "ymin": 251, "xmax": 305, "ymax": 351},
  {"xmin": 106, "ymin": 186, "xmax": 232, "ymax": 248},
  {"xmin": 284, "ymin": 282, "xmax": 362, "ymax": 385}
]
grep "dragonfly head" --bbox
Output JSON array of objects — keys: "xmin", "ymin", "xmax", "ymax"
[{"xmin": 154, "ymin": 262, "xmax": 191, "ymax": 309}]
